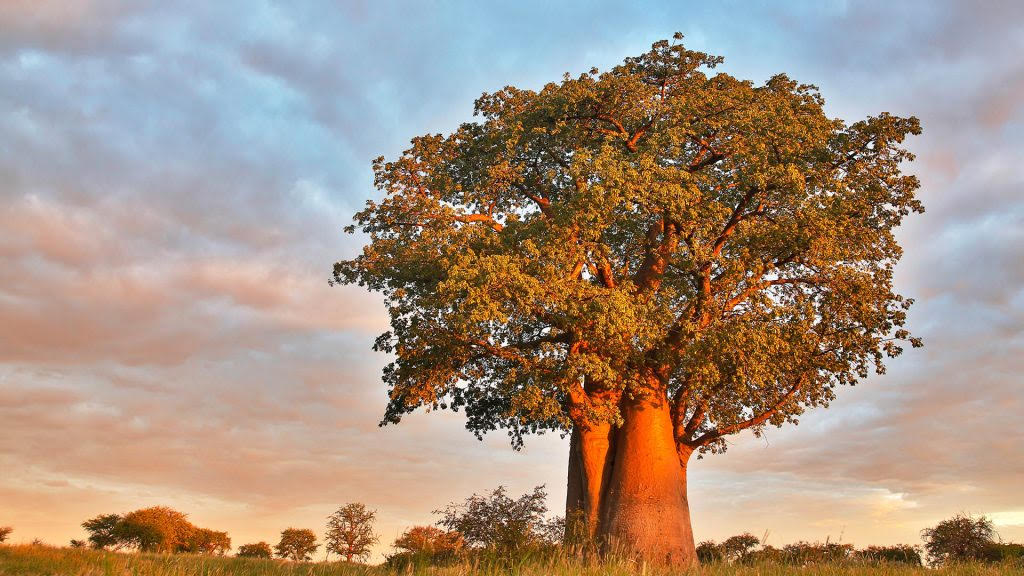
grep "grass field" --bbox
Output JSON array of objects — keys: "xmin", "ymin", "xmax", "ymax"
[{"xmin": 2, "ymin": 545, "xmax": 1022, "ymax": 576}]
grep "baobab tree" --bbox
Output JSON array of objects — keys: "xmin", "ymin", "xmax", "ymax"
[{"xmin": 334, "ymin": 35, "xmax": 922, "ymax": 566}]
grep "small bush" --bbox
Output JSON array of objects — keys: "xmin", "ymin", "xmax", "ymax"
[
  {"xmin": 236, "ymin": 541, "xmax": 273, "ymax": 558},
  {"xmin": 856, "ymin": 544, "xmax": 922, "ymax": 565},
  {"xmin": 696, "ymin": 540, "xmax": 723, "ymax": 563}
]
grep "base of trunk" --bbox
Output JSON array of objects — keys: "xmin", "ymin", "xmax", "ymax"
[{"xmin": 566, "ymin": 395, "xmax": 696, "ymax": 567}]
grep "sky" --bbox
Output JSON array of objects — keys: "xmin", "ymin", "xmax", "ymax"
[{"xmin": 1, "ymin": 0, "xmax": 1022, "ymax": 561}]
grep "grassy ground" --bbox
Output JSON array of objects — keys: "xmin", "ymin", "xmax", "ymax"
[{"xmin": 1, "ymin": 545, "xmax": 1020, "ymax": 576}]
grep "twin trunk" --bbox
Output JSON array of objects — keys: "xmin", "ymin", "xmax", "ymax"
[{"xmin": 565, "ymin": 395, "xmax": 696, "ymax": 566}]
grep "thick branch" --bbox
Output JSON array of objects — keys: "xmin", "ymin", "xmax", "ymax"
[{"xmin": 686, "ymin": 376, "xmax": 805, "ymax": 447}]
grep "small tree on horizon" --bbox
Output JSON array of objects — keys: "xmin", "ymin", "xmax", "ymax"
[
  {"xmin": 0, "ymin": 526, "xmax": 12, "ymax": 543},
  {"xmin": 184, "ymin": 527, "xmax": 231, "ymax": 556},
  {"xmin": 274, "ymin": 528, "xmax": 318, "ymax": 562},
  {"xmin": 325, "ymin": 503, "xmax": 379, "ymax": 563},
  {"xmin": 237, "ymin": 541, "xmax": 273, "ymax": 558},
  {"xmin": 116, "ymin": 506, "xmax": 193, "ymax": 553},
  {"xmin": 922, "ymin": 514, "xmax": 996, "ymax": 566},
  {"xmin": 721, "ymin": 533, "xmax": 760, "ymax": 563},
  {"xmin": 82, "ymin": 514, "xmax": 123, "ymax": 550}
]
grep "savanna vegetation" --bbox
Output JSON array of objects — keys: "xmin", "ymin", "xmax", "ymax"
[
  {"xmin": 3, "ymin": 493, "xmax": 1022, "ymax": 575},
  {"xmin": 334, "ymin": 34, "xmax": 923, "ymax": 566}
]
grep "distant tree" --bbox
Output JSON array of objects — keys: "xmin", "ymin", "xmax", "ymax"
[
  {"xmin": 325, "ymin": 503, "xmax": 379, "ymax": 562},
  {"xmin": 336, "ymin": 33, "xmax": 923, "ymax": 567},
  {"xmin": 393, "ymin": 526, "xmax": 465, "ymax": 556},
  {"xmin": 922, "ymin": 514, "xmax": 996, "ymax": 565},
  {"xmin": 856, "ymin": 544, "xmax": 922, "ymax": 565},
  {"xmin": 721, "ymin": 533, "xmax": 759, "ymax": 562},
  {"xmin": 0, "ymin": 526, "xmax": 11, "ymax": 543},
  {"xmin": 237, "ymin": 542, "xmax": 273, "ymax": 558},
  {"xmin": 69, "ymin": 539, "xmax": 87, "ymax": 549},
  {"xmin": 696, "ymin": 540, "xmax": 723, "ymax": 564},
  {"xmin": 435, "ymin": 486, "xmax": 554, "ymax": 553},
  {"xmin": 184, "ymin": 528, "xmax": 231, "ymax": 556},
  {"xmin": 747, "ymin": 544, "xmax": 783, "ymax": 564},
  {"xmin": 30, "ymin": 538, "xmax": 45, "ymax": 546},
  {"xmin": 274, "ymin": 528, "xmax": 318, "ymax": 561},
  {"xmin": 117, "ymin": 506, "xmax": 194, "ymax": 553},
  {"xmin": 82, "ymin": 514, "xmax": 123, "ymax": 550}
]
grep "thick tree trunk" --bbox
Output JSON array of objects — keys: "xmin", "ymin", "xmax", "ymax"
[
  {"xmin": 565, "ymin": 395, "xmax": 696, "ymax": 566},
  {"xmin": 565, "ymin": 420, "xmax": 614, "ymax": 539}
]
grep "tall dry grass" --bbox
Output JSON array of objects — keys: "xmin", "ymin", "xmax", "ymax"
[{"xmin": 1, "ymin": 544, "xmax": 1020, "ymax": 576}]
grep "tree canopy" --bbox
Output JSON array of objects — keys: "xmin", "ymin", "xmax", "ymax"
[
  {"xmin": 325, "ymin": 503, "xmax": 379, "ymax": 562},
  {"xmin": 335, "ymin": 34, "xmax": 922, "ymax": 455},
  {"xmin": 274, "ymin": 528, "xmax": 319, "ymax": 562}
]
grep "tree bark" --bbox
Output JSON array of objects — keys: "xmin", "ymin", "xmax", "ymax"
[
  {"xmin": 565, "ymin": 394, "xmax": 696, "ymax": 566},
  {"xmin": 565, "ymin": 420, "xmax": 615, "ymax": 539}
]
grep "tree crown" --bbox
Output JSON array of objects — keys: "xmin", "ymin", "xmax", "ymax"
[
  {"xmin": 336, "ymin": 35, "xmax": 922, "ymax": 453},
  {"xmin": 325, "ymin": 503, "xmax": 379, "ymax": 562}
]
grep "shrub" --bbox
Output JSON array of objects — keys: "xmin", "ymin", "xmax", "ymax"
[
  {"xmin": 983, "ymin": 542, "xmax": 1024, "ymax": 564},
  {"xmin": 435, "ymin": 485, "xmax": 559, "ymax": 554},
  {"xmin": 0, "ymin": 526, "xmax": 11, "ymax": 543},
  {"xmin": 237, "ymin": 541, "xmax": 273, "ymax": 558},
  {"xmin": 921, "ymin": 514, "xmax": 996, "ymax": 565},
  {"xmin": 781, "ymin": 541, "xmax": 853, "ymax": 564},
  {"xmin": 856, "ymin": 544, "xmax": 922, "ymax": 565},
  {"xmin": 696, "ymin": 540, "xmax": 723, "ymax": 563}
]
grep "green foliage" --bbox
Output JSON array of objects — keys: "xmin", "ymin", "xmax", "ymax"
[
  {"xmin": 922, "ymin": 514, "xmax": 996, "ymax": 566},
  {"xmin": 182, "ymin": 527, "xmax": 231, "ymax": 556},
  {"xmin": 325, "ymin": 503, "xmax": 379, "ymax": 563},
  {"xmin": 275, "ymin": 528, "xmax": 319, "ymax": 562},
  {"xmin": 856, "ymin": 545, "xmax": 923, "ymax": 566},
  {"xmin": 336, "ymin": 35, "xmax": 923, "ymax": 454},
  {"xmin": 697, "ymin": 540, "xmax": 724, "ymax": 563},
  {"xmin": 392, "ymin": 525, "xmax": 464, "ymax": 556},
  {"xmin": 781, "ymin": 541, "xmax": 854, "ymax": 564},
  {"xmin": 435, "ymin": 486, "xmax": 561, "ymax": 553},
  {"xmin": 386, "ymin": 525, "xmax": 465, "ymax": 570},
  {"xmin": 81, "ymin": 514, "xmax": 123, "ymax": 550},
  {"xmin": 237, "ymin": 541, "xmax": 274, "ymax": 558},
  {"xmin": 983, "ymin": 543, "xmax": 1024, "ymax": 565},
  {"xmin": 721, "ymin": 533, "xmax": 760, "ymax": 562}
]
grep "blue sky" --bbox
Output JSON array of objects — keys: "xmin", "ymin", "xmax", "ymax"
[{"xmin": 1, "ymin": 0, "xmax": 1022, "ymax": 559}]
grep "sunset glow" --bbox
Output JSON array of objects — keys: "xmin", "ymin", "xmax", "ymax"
[{"xmin": 1, "ymin": 0, "xmax": 1022, "ymax": 563}]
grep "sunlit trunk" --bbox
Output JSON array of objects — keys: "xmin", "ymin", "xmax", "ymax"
[
  {"xmin": 565, "ymin": 420, "xmax": 615, "ymax": 540},
  {"xmin": 565, "ymin": 395, "xmax": 696, "ymax": 566}
]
